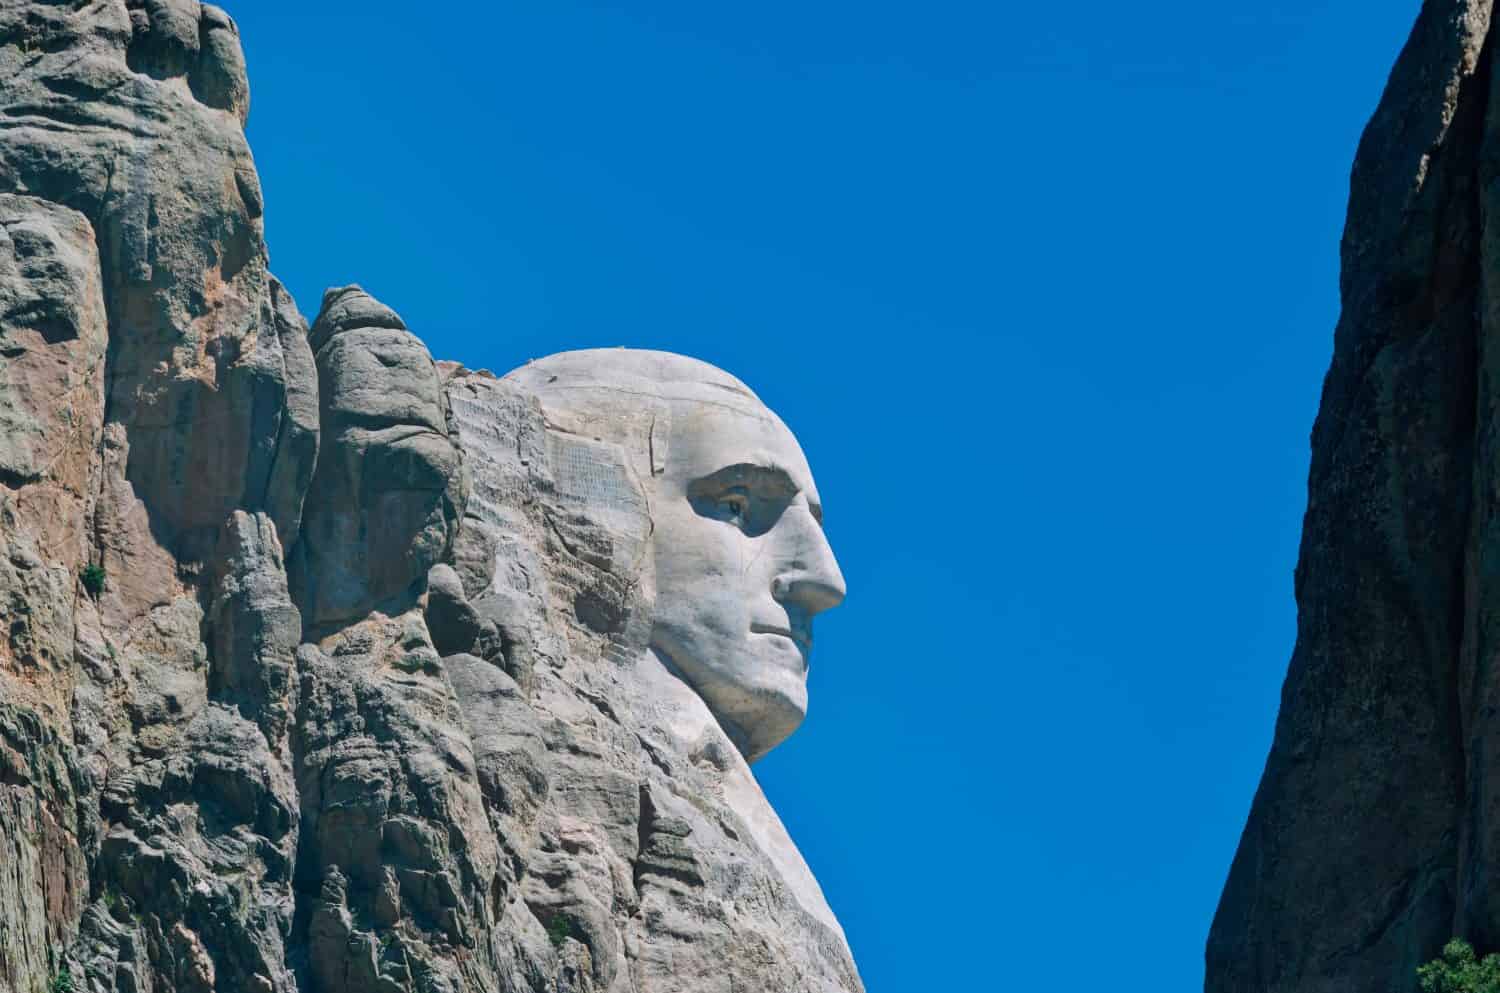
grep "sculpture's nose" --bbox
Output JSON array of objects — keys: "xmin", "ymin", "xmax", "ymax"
[{"xmin": 770, "ymin": 504, "xmax": 846, "ymax": 617}]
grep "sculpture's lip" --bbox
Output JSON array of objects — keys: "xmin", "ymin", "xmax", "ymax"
[{"xmin": 750, "ymin": 622, "xmax": 810, "ymax": 654}]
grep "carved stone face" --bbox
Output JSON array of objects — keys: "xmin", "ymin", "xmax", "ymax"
[
  {"xmin": 649, "ymin": 399, "xmax": 846, "ymax": 762},
  {"xmin": 505, "ymin": 349, "xmax": 846, "ymax": 762}
]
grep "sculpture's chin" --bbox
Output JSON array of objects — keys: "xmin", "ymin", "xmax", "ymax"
[
  {"xmin": 737, "ymin": 696, "xmax": 806, "ymax": 764},
  {"xmin": 650, "ymin": 633, "xmax": 808, "ymax": 763},
  {"xmin": 734, "ymin": 653, "xmax": 809, "ymax": 762}
]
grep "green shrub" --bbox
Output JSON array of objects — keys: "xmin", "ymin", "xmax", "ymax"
[
  {"xmin": 547, "ymin": 914, "xmax": 574, "ymax": 949},
  {"xmin": 79, "ymin": 564, "xmax": 105, "ymax": 598},
  {"xmin": 1420, "ymin": 939, "xmax": 1500, "ymax": 993},
  {"xmin": 50, "ymin": 967, "xmax": 74, "ymax": 993},
  {"xmin": 101, "ymin": 888, "xmax": 127, "ymax": 921}
]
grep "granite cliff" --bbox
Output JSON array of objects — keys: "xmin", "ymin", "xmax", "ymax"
[
  {"xmin": 1209, "ymin": 0, "xmax": 1500, "ymax": 990},
  {"xmin": 0, "ymin": 4, "xmax": 862, "ymax": 992}
]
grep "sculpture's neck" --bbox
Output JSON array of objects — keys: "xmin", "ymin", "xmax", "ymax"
[
  {"xmin": 637, "ymin": 646, "xmax": 849, "ymax": 945},
  {"xmin": 644, "ymin": 643, "xmax": 755, "ymax": 758}
]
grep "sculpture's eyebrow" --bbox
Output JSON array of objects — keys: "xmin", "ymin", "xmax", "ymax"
[
  {"xmin": 689, "ymin": 462, "xmax": 798, "ymax": 494},
  {"xmin": 687, "ymin": 462, "xmax": 822, "ymax": 524},
  {"xmin": 747, "ymin": 460, "xmax": 823, "ymax": 524}
]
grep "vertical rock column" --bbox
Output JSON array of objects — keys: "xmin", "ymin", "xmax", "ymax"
[
  {"xmin": 292, "ymin": 286, "xmax": 466, "ymax": 630},
  {"xmin": 0, "ymin": 192, "xmax": 108, "ymax": 990},
  {"xmin": 0, "ymin": 3, "xmax": 319, "ymax": 990},
  {"xmin": 1209, "ymin": 2, "xmax": 1494, "ymax": 990},
  {"xmin": 289, "ymin": 287, "xmax": 508, "ymax": 993}
]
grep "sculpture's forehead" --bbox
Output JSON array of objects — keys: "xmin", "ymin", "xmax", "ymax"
[
  {"xmin": 664, "ymin": 400, "xmax": 819, "ymax": 502},
  {"xmin": 506, "ymin": 348, "xmax": 761, "ymax": 405},
  {"xmin": 501, "ymin": 348, "xmax": 821, "ymax": 502}
]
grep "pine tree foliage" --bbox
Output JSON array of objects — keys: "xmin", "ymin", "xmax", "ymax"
[{"xmin": 1420, "ymin": 940, "xmax": 1500, "ymax": 993}]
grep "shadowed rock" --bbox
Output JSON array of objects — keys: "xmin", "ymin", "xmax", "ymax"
[
  {"xmin": 1209, "ymin": 3, "xmax": 1500, "ymax": 991},
  {"xmin": 291, "ymin": 286, "xmax": 465, "ymax": 631}
]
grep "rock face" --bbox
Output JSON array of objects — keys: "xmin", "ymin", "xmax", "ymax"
[
  {"xmin": 439, "ymin": 361, "xmax": 858, "ymax": 993},
  {"xmin": 0, "ymin": 4, "xmax": 862, "ymax": 992},
  {"xmin": 1207, "ymin": 2, "xmax": 1500, "ymax": 991}
]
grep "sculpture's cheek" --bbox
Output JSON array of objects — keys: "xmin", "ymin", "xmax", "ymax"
[{"xmin": 649, "ymin": 574, "xmax": 807, "ymax": 760}]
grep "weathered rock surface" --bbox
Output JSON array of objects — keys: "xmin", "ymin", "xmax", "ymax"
[
  {"xmin": 441, "ymin": 371, "xmax": 861, "ymax": 993},
  {"xmin": 292, "ymin": 287, "xmax": 465, "ymax": 631},
  {"xmin": 1207, "ymin": 1, "xmax": 1500, "ymax": 991},
  {"xmin": 1, "ymin": 2, "xmax": 316, "ymax": 990},
  {"xmin": 0, "ymin": 3, "xmax": 862, "ymax": 992}
]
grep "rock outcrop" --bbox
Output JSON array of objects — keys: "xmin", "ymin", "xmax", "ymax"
[
  {"xmin": 1207, "ymin": 1, "xmax": 1500, "ymax": 991},
  {"xmin": 0, "ymin": 4, "xmax": 862, "ymax": 992}
]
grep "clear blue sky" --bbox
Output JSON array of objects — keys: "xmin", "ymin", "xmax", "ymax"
[{"xmin": 232, "ymin": 2, "xmax": 1420, "ymax": 988}]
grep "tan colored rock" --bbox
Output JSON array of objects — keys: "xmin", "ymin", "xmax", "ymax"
[
  {"xmin": 0, "ymin": 4, "xmax": 317, "ymax": 990},
  {"xmin": 0, "ymin": 5, "xmax": 865, "ymax": 991},
  {"xmin": 0, "ymin": 195, "xmax": 107, "ymax": 721}
]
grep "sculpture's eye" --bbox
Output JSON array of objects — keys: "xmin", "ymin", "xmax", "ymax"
[
  {"xmin": 717, "ymin": 491, "xmax": 749, "ymax": 525},
  {"xmin": 688, "ymin": 465, "xmax": 796, "ymax": 537}
]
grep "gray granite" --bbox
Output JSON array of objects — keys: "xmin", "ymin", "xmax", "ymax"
[{"xmin": 0, "ymin": 4, "xmax": 865, "ymax": 991}]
